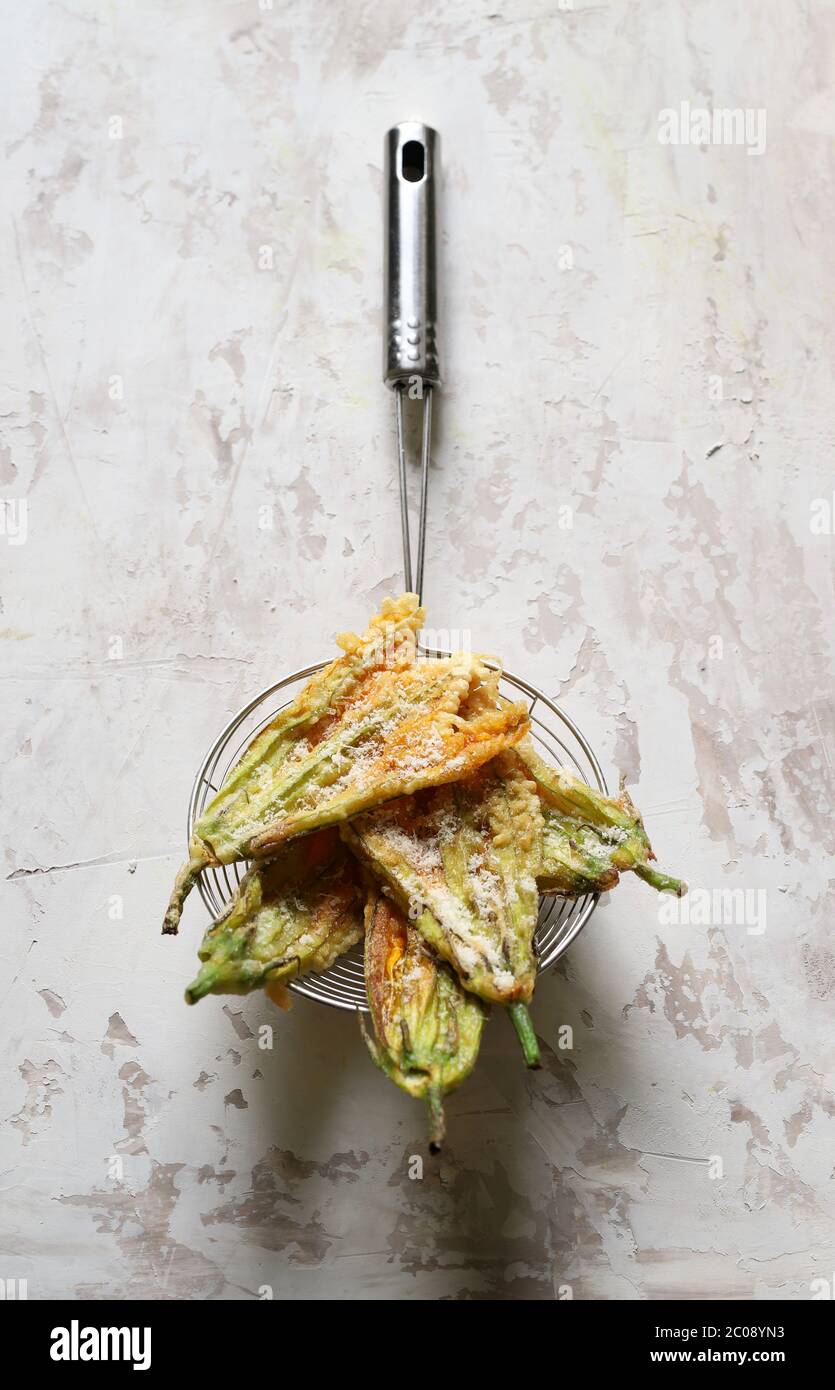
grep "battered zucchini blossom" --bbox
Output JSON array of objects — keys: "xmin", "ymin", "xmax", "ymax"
[
  {"xmin": 163, "ymin": 594, "xmax": 687, "ymax": 1150},
  {"xmin": 185, "ymin": 829, "xmax": 363, "ymax": 1005},
  {"xmin": 362, "ymin": 888, "xmax": 487, "ymax": 1151}
]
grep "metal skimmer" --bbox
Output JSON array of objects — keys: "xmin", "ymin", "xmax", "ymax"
[{"xmin": 188, "ymin": 122, "xmax": 606, "ymax": 1011}]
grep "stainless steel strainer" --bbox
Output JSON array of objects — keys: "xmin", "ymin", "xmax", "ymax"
[{"xmin": 187, "ymin": 122, "xmax": 607, "ymax": 1010}]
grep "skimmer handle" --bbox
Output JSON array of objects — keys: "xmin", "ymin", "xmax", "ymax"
[{"xmin": 383, "ymin": 122, "xmax": 441, "ymax": 390}]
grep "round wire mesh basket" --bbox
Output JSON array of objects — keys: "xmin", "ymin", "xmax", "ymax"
[{"xmin": 188, "ymin": 654, "xmax": 607, "ymax": 1012}]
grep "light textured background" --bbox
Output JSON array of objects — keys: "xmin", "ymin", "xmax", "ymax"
[{"xmin": 2, "ymin": 0, "xmax": 833, "ymax": 1301}]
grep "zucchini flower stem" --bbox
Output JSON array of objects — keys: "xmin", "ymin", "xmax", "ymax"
[
  {"xmin": 507, "ymin": 1002, "xmax": 541, "ymax": 1069},
  {"xmin": 427, "ymin": 1083, "xmax": 446, "ymax": 1154},
  {"xmin": 634, "ymin": 862, "xmax": 687, "ymax": 896}
]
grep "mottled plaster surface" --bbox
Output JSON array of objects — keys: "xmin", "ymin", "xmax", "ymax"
[{"xmin": 2, "ymin": 0, "xmax": 833, "ymax": 1300}]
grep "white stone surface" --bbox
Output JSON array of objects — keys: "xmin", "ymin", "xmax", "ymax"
[{"xmin": 2, "ymin": 0, "xmax": 833, "ymax": 1300}]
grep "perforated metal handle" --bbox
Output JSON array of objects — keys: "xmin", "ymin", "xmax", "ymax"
[{"xmin": 383, "ymin": 121, "xmax": 441, "ymax": 389}]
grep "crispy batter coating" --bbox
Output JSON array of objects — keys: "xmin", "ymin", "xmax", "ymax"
[
  {"xmin": 361, "ymin": 888, "xmax": 486, "ymax": 1150},
  {"xmin": 346, "ymin": 752, "xmax": 542, "ymax": 1007},
  {"xmin": 185, "ymin": 829, "xmax": 363, "ymax": 1002}
]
